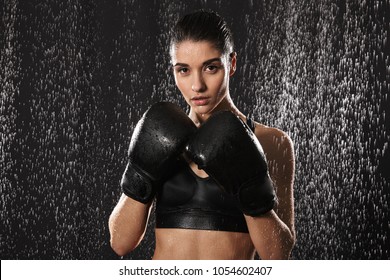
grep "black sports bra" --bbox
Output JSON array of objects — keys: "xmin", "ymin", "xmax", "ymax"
[{"xmin": 155, "ymin": 117, "xmax": 256, "ymax": 233}]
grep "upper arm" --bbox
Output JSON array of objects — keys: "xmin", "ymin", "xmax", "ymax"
[{"xmin": 256, "ymin": 127, "xmax": 296, "ymax": 239}]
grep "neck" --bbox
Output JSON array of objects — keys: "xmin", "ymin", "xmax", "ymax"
[{"xmin": 189, "ymin": 94, "xmax": 244, "ymax": 126}]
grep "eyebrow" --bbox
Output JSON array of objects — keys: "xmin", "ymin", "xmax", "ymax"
[{"xmin": 173, "ymin": 57, "xmax": 222, "ymax": 67}]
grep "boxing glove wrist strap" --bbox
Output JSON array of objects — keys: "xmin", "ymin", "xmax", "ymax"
[
  {"xmin": 238, "ymin": 175, "xmax": 277, "ymax": 216},
  {"xmin": 121, "ymin": 163, "xmax": 156, "ymax": 204}
]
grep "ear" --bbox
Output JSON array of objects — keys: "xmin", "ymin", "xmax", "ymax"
[{"xmin": 229, "ymin": 52, "xmax": 237, "ymax": 77}]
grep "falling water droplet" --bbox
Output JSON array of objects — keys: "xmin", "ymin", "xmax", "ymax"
[{"xmin": 1, "ymin": 0, "xmax": 388, "ymax": 260}]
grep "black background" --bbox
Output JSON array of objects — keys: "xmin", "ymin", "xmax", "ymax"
[{"xmin": 1, "ymin": 0, "xmax": 389, "ymax": 259}]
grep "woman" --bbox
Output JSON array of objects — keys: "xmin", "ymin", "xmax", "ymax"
[{"xmin": 109, "ymin": 10, "xmax": 295, "ymax": 260}]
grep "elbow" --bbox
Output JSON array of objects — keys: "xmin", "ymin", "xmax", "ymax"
[
  {"xmin": 269, "ymin": 229, "xmax": 296, "ymax": 260},
  {"xmin": 110, "ymin": 240, "xmax": 128, "ymax": 257},
  {"xmin": 274, "ymin": 236, "xmax": 296, "ymax": 260},
  {"xmin": 110, "ymin": 237, "xmax": 139, "ymax": 257},
  {"xmin": 109, "ymin": 223, "xmax": 143, "ymax": 257},
  {"xmin": 289, "ymin": 229, "xmax": 296, "ymax": 249},
  {"xmin": 108, "ymin": 223, "xmax": 147, "ymax": 257},
  {"xmin": 283, "ymin": 230, "xmax": 296, "ymax": 259}
]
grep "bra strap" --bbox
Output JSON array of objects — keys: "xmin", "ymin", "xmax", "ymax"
[{"xmin": 246, "ymin": 117, "xmax": 256, "ymax": 132}]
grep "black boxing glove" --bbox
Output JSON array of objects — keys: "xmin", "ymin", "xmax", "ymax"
[
  {"xmin": 185, "ymin": 111, "xmax": 276, "ymax": 216},
  {"xmin": 121, "ymin": 102, "xmax": 196, "ymax": 203}
]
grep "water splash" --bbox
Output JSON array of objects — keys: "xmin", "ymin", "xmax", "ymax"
[{"xmin": 1, "ymin": 0, "xmax": 389, "ymax": 259}]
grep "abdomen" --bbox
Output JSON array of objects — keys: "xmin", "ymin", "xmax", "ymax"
[{"xmin": 153, "ymin": 228, "xmax": 255, "ymax": 260}]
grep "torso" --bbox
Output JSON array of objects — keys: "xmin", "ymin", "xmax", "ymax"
[
  {"xmin": 153, "ymin": 228, "xmax": 255, "ymax": 259},
  {"xmin": 153, "ymin": 116, "xmax": 287, "ymax": 260}
]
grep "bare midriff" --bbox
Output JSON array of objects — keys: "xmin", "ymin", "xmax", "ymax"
[{"xmin": 153, "ymin": 228, "xmax": 255, "ymax": 260}]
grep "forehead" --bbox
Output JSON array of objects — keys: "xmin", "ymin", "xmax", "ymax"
[{"xmin": 170, "ymin": 40, "xmax": 223, "ymax": 64}]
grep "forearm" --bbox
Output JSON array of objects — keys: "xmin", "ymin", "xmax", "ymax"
[
  {"xmin": 109, "ymin": 194, "xmax": 152, "ymax": 256},
  {"xmin": 245, "ymin": 210, "xmax": 295, "ymax": 260}
]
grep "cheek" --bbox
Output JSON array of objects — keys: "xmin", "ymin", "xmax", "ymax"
[
  {"xmin": 207, "ymin": 74, "xmax": 226, "ymax": 91},
  {"xmin": 174, "ymin": 77, "xmax": 190, "ymax": 97}
]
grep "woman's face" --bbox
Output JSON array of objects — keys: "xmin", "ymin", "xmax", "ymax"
[{"xmin": 171, "ymin": 40, "xmax": 236, "ymax": 117}]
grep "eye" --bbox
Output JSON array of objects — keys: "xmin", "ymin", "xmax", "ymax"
[
  {"xmin": 176, "ymin": 67, "xmax": 190, "ymax": 76},
  {"xmin": 204, "ymin": 65, "xmax": 220, "ymax": 73}
]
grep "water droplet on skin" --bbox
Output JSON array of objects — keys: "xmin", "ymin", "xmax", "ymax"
[{"xmin": 1, "ymin": 1, "xmax": 388, "ymax": 260}]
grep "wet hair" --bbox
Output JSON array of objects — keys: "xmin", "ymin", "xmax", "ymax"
[{"xmin": 170, "ymin": 10, "xmax": 234, "ymax": 56}]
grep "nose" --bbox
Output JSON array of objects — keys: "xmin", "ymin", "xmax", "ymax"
[{"xmin": 191, "ymin": 72, "xmax": 206, "ymax": 93}]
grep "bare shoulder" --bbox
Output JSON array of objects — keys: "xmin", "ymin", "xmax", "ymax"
[
  {"xmin": 253, "ymin": 123, "xmax": 294, "ymax": 160},
  {"xmin": 252, "ymin": 122, "xmax": 295, "ymax": 185}
]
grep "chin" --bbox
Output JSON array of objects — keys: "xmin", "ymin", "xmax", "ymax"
[{"xmin": 194, "ymin": 105, "xmax": 215, "ymax": 115}]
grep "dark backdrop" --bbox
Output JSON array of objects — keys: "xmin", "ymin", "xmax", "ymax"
[{"xmin": 1, "ymin": 0, "xmax": 389, "ymax": 259}]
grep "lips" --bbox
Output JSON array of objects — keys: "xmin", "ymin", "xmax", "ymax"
[{"xmin": 191, "ymin": 96, "xmax": 210, "ymax": 106}]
